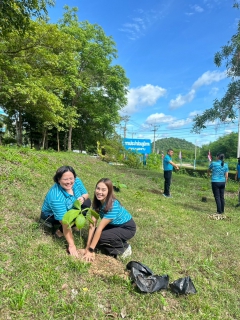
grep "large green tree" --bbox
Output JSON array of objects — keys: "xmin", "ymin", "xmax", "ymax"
[
  {"xmin": 0, "ymin": 20, "xmax": 77, "ymax": 146},
  {"xmin": 57, "ymin": 7, "xmax": 129, "ymax": 151},
  {"xmin": 0, "ymin": 0, "xmax": 55, "ymax": 36},
  {"xmin": 192, "ymin": 4, "xmax": 240, "ymax": 133}
]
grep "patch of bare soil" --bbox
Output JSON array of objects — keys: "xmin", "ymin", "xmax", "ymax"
[
  {"xmin": 77, "ymin": 250, "xmax": 129, "ymax": 279},
  {"xmin": 147, "ymin": 188, "xmax": 162, "ymax": 195}
]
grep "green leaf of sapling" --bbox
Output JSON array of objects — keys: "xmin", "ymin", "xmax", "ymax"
[
  {"xmin": 88, "ymin": 208, "xmax": 99, "ymax": 220},
  {"xmin": 73, "ymin": 199, "xmax": 81, "ymax": 210},
  {"xmin": 86, "ymin": 216, "xmax": 94, "ymax": 224},
  {"xmin": 62, "ymin": 209, "xmax": 80, "ymax": 227},
  {"xmin": 75, "ymin": 214, "xmax": 86, "ymax": 229}
]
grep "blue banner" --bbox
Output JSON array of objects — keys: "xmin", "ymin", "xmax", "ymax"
[{"xmin": 123, "ymin": 138, "xmax": 151, "ymax": 154}]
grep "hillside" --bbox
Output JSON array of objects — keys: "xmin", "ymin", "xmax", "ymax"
[
  {"xmin": 0, "ymin": 146, "xmax": 239, "ymax": 319},
  {"xmin": 154, "ymin": 137, "xmax": 195, "ymax": 152}
]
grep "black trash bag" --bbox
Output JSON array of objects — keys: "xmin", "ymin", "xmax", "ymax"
[
  {"xmin": 126, "ymin": 261, "xmax": 169, "ymax": 293},
  {"xmin": 169, "ymin": 276, "xmax": 197, "ymax": 295},
  {"xmin": 126, "ymin": 261, "xmax": 154, "ymax": 276}
]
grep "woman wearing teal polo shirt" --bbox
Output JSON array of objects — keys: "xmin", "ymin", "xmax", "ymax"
[
  {"xmin": 208, "ymin": 153, "xmax": 228, "ymax": 214},
  {"xmin": 81, "ymin": 178, "xmax": 136, "ymax": 261},
  {"xmin": 40, "ymin": 166, "xmax": 91, "ymax": 257}
]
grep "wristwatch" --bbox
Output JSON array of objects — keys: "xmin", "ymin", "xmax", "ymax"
[{"xmin": 88, "ymin": 247, "xmax": 95, "ymax": 253}]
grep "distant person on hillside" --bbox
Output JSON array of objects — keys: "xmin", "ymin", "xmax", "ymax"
[
  {"xmin": 208, "ymin": 153, "xmax": 228, "ymax": 214},
  {"xmin": 235, "ymin": 157, "xmax": 240, "ymax": 206},
  {"xmin": 40, "ymin": 166, "xmax": 91, "ymax": 258},
  {"xmin": 80, "ymin": 178, "xmax": 136, "ymax": 261},
  {"xmin": 163, "ymin": 149, "xmax": 179, "ymax": 198}
]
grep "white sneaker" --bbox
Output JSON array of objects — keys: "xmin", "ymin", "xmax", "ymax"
[{"xmin": 121, "ymin": 245, "xmax": 132, "ymax": 259}]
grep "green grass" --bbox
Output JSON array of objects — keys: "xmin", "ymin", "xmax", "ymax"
[{"xmin": 0, "ymin": 146, "xmax": 240, "ymax": 319}]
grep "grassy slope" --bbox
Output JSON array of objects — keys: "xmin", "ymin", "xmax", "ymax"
[{"xmin": 0, "ymin": 147, "xmax": 239, "ymax": 320}]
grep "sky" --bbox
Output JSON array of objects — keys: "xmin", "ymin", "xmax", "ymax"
[{"xmin": 1, "ymin": 0, "xmax": 239, "ymax": 147}]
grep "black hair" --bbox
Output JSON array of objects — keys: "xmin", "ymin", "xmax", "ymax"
[
  {"xmin": 216, "ymin": 153, "xmax": 225, "ymax": 167},
  {"xmin": 167, "ymin": 148, "xmax": 173, "ymax": 153},
  {"xmin": 53, "ymin": 166, "xmax": 76, "ymax": 183}
]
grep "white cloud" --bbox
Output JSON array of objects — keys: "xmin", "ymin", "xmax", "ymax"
[
  {"xmin": 209, "ymin": 87, "xmax": 219, "ymax": 95},
  {"xmin": 185, "ymin": 4, "xmax": 204, "ymax": 15},
  {"xmin": 167, "ymin": 117, "xmax": 192, "ymax": 129},
  {"xmin": 189, "ymin": 110, "xmax": 202, "ymax": 117},
  {"xmin": 192, "ymin": 5, "xmax": 204, "ymax": 13},
  {"xmin": 192, "ymin": 70, "xmax": 226, "ymax": 89},
  {"xmin": 169, "ymin": 89, "xmax": 195, "ymax": 109},
  {"xmin": 122, "ymin": 84, "xmax": 167, "ymax": 114},
  {"xmin": 119, "ymin": 6, "xmax": 167, "ymax": 40},
  {"xmin": 145, "ymin": 113, "xmax": 175, "ymax": 125},
  {"xmin": 169, "ymin": 70, "xmax": 226, "ymax": 109},
  {"xmin": 224, "ymin": 129, "xmax": 233, "ymax": 134}
]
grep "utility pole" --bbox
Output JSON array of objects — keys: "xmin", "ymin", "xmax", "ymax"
[
  {"xmin": 121, "ymin": 116, "xmax": 130, "ymax": 139},
  {"xmin": 151, "ymin": 124, "xmax": 160, "ymax": 153}
]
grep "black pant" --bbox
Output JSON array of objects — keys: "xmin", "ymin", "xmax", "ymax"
[
  {"xmin": 97, "ymin": 218, "xmax": 136, "ymax": 256},
  {"xmin": 40, "ymin": 198, "xmax": 92, "ymax": 232},
  {"xmin": 164, "ymin": 170, "xmax": 172, "ymax": 196},
  {"xmin": 211, "ymin": 182, "xmax": 225, "ymax": 213}
]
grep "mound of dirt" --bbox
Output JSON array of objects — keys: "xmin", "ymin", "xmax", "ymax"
[{"xmin": 77, "ymin": 250, "xmax": 129, "ymax": 279}]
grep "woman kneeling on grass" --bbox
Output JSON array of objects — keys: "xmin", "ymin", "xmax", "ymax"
[
  {"xmin": 40, "ymin": 166, "xmax": 91, "ymax": 258},
  {"xmin": 82, "ymin": 178, "xmax": 136, "ymax": 262}
]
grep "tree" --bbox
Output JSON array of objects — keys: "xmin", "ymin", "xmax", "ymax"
[
  {"xmin": 192, "ymin": 4, "xmax": 240, "ymax": 133},
  {"xmin": 200, "ymin": 132, "xmax": 238, "ymax": 159},
  {"xmin": 57, "ymin": 7, "xmax": 129, "ymax": 151},
  {"xmin": 0, "ymin": 20, "xmax": 77, "ymax": 146},
  {"xmin": 0, "ymin": 0, "xmax": 55, "ymax": 37}
]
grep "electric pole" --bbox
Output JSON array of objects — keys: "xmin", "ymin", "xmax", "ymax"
[
  {"xmin": 151, "ymin": 124, "xmax": 160, "ymax": 153},
  {"xmin": 121, "ymin": 116, "xmax": 130, "ymax": 139}
]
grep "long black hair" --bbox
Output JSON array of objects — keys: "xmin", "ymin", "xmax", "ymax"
[{"xmin": 216, "ymin": 153, "xmax": 225, "ymax": 167}]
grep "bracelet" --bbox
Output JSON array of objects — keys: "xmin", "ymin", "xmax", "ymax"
[
  {"xmin": 88, "ymin": 247, "xmax": 95, "ymax": 253},
  {"xmin": 82, "ymin": 196, "xmax": 86, "ymax": 201}
]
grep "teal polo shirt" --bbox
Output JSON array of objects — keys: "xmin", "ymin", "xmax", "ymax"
[
  {"xmin": 99, "ymin": 200, "xmax": 132, "ymax": 225},
  {"xmin": 41, "ymin": 177, "xmax": 87, "ymax": 221},
  {"xmin": 209, "ymin": 160, "xmax": 229, "ymax": 182},
  {"xmin": 163, "ymin": 154, "xmax": 173, "ymax": 171}
]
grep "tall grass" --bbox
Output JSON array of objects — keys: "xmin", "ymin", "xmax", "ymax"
[{"xmin": 0, "ymin": 146, "xmax": 239, "ymax": 319}]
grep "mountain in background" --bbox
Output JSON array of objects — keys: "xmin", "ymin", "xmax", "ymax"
[{"xmin": 153, "ymin": 137, "xmax": 195, "ymax": 153}]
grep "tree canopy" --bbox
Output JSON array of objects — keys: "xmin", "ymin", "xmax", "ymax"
[
  {"xmin": 0, "ymin": 6, "xmax": 129, "ymax": 151},
  {"xmin": 192, "ymin": 4, "xmax": 240, "ymax": 133},
  {"xmin": 0, "ymin": 0, "xmax": 55, "ymax": 36}
]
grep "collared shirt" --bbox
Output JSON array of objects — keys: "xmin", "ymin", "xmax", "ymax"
[
  {"xmin": 209, "ymin": 160, "xmax": 229, "ymax": 182},
  {"xmin": 99, "ymin": 199, "xmax": 132, "ymax": 225},
  {"xmin": 41, "ymin": 177, "xmax": 87, "ymax": 220},
  {"xmin": 236, "ymin": 164, "xmax": 240, "ymax": 179},
  {"xmin": 163, "ymin": 154, "xmax": 173, "ymax": 171}
]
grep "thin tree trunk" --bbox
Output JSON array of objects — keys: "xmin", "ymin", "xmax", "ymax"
[
  {"xmin": 57, "ymin": 129, "xmax": 60, "ymax": 152},
  {"xmin": 16, "ymin": 112, "xmax": 23, "ymax": 146},
  {"xmin": 68, "ymin": 125, "xmax": 72, "ymax": 151},
  {"xmin": 63, "ymin": 131, "xmax": 67, "ymax": 151},
  {"xmin": 42, "ymin": 129, "xmax": 46, "ymax": 149}
]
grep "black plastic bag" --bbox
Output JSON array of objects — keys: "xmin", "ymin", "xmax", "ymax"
[
  {"xmin": 126, "ymin": 261, "xmax": 154, "ymax": 276},
  {"xmin": 169, "ymin": 276, "xmax": 197, "ymax": 295},
  {"xmin": 126, "ymin": 261, "xmax": 169, "ymax": 293}
]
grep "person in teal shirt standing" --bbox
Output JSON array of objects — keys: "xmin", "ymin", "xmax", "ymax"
[
  {"xmin": 163, "ymin": 149, "xmax": 179, "ymax": 197},
  {"xmin": 208, "ymin": 153, "xmax": 228, "ymax": 214},
  {"xmin": 235, "ymin": 157, "xmax": 240, "ymax": 207}
]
